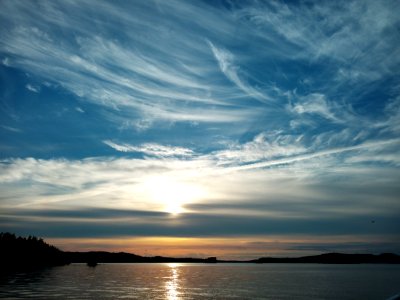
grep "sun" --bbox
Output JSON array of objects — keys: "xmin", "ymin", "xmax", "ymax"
[{"xmin": 145, "ymin": 176, "xmax": 204, "ymax": 215}]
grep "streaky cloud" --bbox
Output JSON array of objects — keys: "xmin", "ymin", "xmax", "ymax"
[
  {"xmin": 208, "ymin": 40, "xmax": 269, "ymax": 103},
  {"xmin": 226, "ymin": 138, "xmax": 400, "ymax": 172},
  {"xmin": 104, "ymin": 140, "xmax": 194, "ymax": 157},
  {"xmin": 0, "ymin": 1, "xmax": 263, "ymax": 127}
]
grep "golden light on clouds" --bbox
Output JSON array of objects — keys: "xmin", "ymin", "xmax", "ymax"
[
  {"xmin": 46, "ymin": 235, "xmax": 395, "ymax": 260},
  {"xmin": 144, "ymin": 176, "xmax": 207, "ymax": 215}
]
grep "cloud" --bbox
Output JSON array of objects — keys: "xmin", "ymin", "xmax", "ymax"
[
  {"xmin": 208, "ymin": 41, "xmax": 269, "ymax": 103},
  {"xmin": 240, "ymin": 0, "xmax": 400, "ymax": 79},
  {"xmin": 2, "ymin": 209, "xmax": 399, "ymax": 238},
  {"xmin": 379, "ymin": 95, "xmax": 400, "ymax": 134},
  {"xmin": 25, "ymin": 84, "xmax": 40, "ymax": 93},
  {"xmin": 1, "ymin": 57, "xmax": 10, "ymax": 66},
  {"xmin": 0, "ymin": 125, "xmax": 22, "ymax": 133},
  {"xmin": 7, "ymin": 207, "xmax": 167, "ymax": 219},
  {"xmin": 1, "ymin": 136, "xmax": 399, "ymax": 213},
  {"xmin": 227, "ymin": 138, "xmax": 400, "ymax": 171},
  {"xmin": 212, "ymin": 132, "xmax": 306, "ymax": 165},
  {"xmin": 0, "ymin": 1, "xmax": 263, "ymax": 128},
  {"xmin": 104, "ymin": 140, "xmax": 194, "ymax": 157},
  {"xmin": 289, "ymin": 93, "xmax": 340, "ymax": 122},
  {"xmin": 0, "ymin": 0, "xmax": 397, "ymax": 139}
]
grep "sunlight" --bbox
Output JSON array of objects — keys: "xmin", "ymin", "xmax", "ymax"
[
  {"xmin": 145, "ymin": 176, "xmax": 205, "ymax": 215},
  {"xmin": 166, "ymin": 263, "xmax": 180, "ymax": 300}
]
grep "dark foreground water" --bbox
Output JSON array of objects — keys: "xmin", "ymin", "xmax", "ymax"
[{"xmin": 1, "ymin": 263, "xmax": 400, "ymax": 299}]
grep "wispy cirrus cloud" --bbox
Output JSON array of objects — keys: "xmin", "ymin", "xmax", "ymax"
[
  {"xmin": 208, "ymin": 41, "xmax": 269, "ymax": 103},
  {"xmin": 0, "ymin": 0, "xmax": 264, "ymax": 128},
  {"xmin": 0, "ymin": 0, "xmax": 398, "ymax": 138},
  {"xmin": 212, "ymin": 132, "xmax": 306, "ymax": 165},
  {"xmin": 0, "ymin": 125, "xmax": 22, "ymax": 133},
  {"xmin": 240, "ymin": 0, "xmax": 400, "ymax": 77},
  {"xmin": 104, "ymin": 140, "xmax": 194, "ymax": 157},
  {"xmin": 25, "ymin": 83, "xmax": 40, "ymax": 93},
  {"xmin": 2, "ymin": 57, "xmax": 11, "ymax": 66},
  {"xmin": 226, "ymin": 138, "xmax": 400, "ymax": 172},
  {"xmin": 289, "ymin": 93, "xmax": 340, "ymax": 123}
]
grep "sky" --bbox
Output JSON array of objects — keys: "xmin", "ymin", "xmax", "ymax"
[{"xmin": 0, "ymin": 0, "xmax": 399, "ymax": 259}]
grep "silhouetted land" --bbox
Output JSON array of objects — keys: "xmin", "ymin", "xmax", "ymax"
[
  {"xmin": 250, "ymin": 253, "xmax": 400, "ymax": 264},
  {"xmin": 0, "ymin": 232, "xmax": 69, "ymax": 270},
  {"xmin": 1, "ymin": 233, "xmax": 399, "ymax": 270},
  {"xmin": 64, "ymin": 251, "xmax": 217, "ymax": 264}
]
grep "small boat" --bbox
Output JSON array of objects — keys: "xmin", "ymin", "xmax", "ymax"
[{"xmin": 87, "ymin": 261, "xmax": 98, "ymax": 267}]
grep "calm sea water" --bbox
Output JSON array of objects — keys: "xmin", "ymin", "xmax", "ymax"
[{"xmin": 1, "ymin": 263, "xmax": 400, "ymax": 299}]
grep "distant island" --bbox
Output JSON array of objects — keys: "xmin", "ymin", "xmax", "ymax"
[
  {"xmin": 1, "ymin": 232, "xmax": 399, "ymax": 270},
  {"xmin": 250, "ymin": 253, "xmax": 400, "ymax": 264}
]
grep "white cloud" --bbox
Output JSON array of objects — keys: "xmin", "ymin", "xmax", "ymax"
[
  {"xmin": 208, "ymin": 41, "xmax": 269, "ymax": 103},
  {"xmin": 25, "ymin": 84, "xmax": 40, "ymax": 93},
  {"xmin": 379, "ymin": 95, "xmax": 400, "ymax": 134},
  {"xmin": 286, "ymin": 92, "xmax": 369, "ymax": 131},
  {"xmin": 0, "ymin": 125, "xmax": 22, "ymax": 133},
  {"xmin": 346, "ymin": 153, "xmax": 400, "ymax": 166},
  {"xmin": 0, "ymin": 2, "xmax": 264, "ymax": 128},
  {"xmin": 1, "ymin": 0, "xmax": 397, "ymax": 139},
  {"xmin": 1, "ymin": 57, "xmax": 10, "ymax": 66},
  {"xmin": 241, "ymin": 0, "xmax": 400, "ymax": 80},
  {"xmin": 104, "ymin": 141, "xmax": 194, "ymax": 157},
  {"xmin": 289, "ymin": 93, "xmax": 341, "ymax": 123},
  {"xmin": 227, "ymin": 138, "xmax": 400, "ymax": 172},
  {"xmin": 213, "ymin": 132, "xmax": 306, "ymax": 165}
]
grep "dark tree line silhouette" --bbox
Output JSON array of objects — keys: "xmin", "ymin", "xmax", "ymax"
[{"xmin": 0, "ymin": 232, "xmax": 69, "ymax": 269}]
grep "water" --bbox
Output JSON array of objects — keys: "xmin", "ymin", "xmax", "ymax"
[{"xmin": 1, "ymin": 263, "xmax": 400, "ymax": 299}]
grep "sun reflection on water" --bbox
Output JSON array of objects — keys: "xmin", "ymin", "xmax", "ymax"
[{"xmin": 166, "ymin": 263, "xmax": 180, "ymax": 300}]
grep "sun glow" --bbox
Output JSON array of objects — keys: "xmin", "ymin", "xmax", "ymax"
[{"xmin": 145, "ymin": 176, "xmax": 205, "ymax": 215}]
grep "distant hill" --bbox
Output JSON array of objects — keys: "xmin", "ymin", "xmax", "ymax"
[
  {"xmin": 65, "ymin": 251, "xmax": 217, "ymax": 264},
  {"xmin": 1, "ymin": 233, "xmax": 399, "ymax": 270},
  {"xmin": 251, "ymin": 252, "xmax": 400, "ymax": 264}
]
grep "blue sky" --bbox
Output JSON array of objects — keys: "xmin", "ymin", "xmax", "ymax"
[{"xmin": 0, "ymin": 0, "xmax": 399, "ymax": 258}]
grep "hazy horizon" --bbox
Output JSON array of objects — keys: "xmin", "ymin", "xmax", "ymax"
[{"xmin": 1, "ymin": 0, "xmax": 399, "ymax": 260}]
